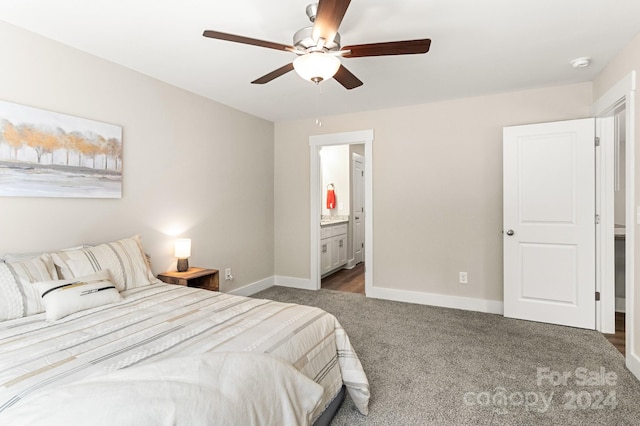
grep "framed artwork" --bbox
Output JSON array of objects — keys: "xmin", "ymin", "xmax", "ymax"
[{"xmin": 0, "ymin": 99, "xmax": 122, "ymax": 198}]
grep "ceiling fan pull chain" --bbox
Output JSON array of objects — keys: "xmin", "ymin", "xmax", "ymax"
[{"xmin": 315, "ymin": 84, "xmax": 323, "ymax": 127}]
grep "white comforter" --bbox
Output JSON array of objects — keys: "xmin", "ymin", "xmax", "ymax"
[
  {"xmin": 1, "ymin": 352, "xmax": 324, "ymax": 425},
  {"xmin": 0, "ymin": 283, "xmax": 370, "ymax": 423}
]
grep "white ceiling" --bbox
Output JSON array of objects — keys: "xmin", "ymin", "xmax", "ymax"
[{"xmin": 1, "ymin": 0, "xmax": 639, "ymax": 122}]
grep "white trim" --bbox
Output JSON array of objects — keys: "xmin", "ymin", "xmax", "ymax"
[
  {"xmin": 592, "ymin": 70, "xmax": 636, "ymax": 378},
  {"xmin": 591, "ymin": 72, "xmax": 636, "ymax": 116},
  {"xmin": 227, "ymin": 276, "xmax": 274, "ymax": 297},
  {"xmin": 595, "ymin": 116, "xmax": 616, "ymax": 333},
  {"xmin": 616, "ymin": 297, "xmax": 626, "ymax": 313},
  {"xmin": 309, "ymin": 130, "xmax": 374, "ymax": 147},
  {"xmin": 309, "ymin": 130, "xmax": 374, "ymax": 294},
  {"xmin": 367, "ymin": 286, "xmax": 504, "ymax": 315},
  {"xmin": 275, "ymin": 275, "xmax": 315, "ymax": 290},
  {"xmin": 627, "ymin": 352, "xmax": 640, "ymax": 381},
  {"xmin": 626, "ymin": 88, "xmax": 635, "ymax": 375},
  {"xmin": 235, "ymin": 275, "xmax": 504, "ymax": 316}
]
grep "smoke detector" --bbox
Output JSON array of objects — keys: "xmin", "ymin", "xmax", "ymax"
[{"xmin": 570, "ymin": 57, "xmax": 591, "ymax": 69}]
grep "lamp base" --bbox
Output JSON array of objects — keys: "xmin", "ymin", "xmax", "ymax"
[{"xmin": 177, "ymin": 258, "xmax": 189, "ymax": 272}]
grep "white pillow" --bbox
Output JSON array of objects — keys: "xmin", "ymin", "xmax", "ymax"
[
  {"xmin": 35, "ymin": 270, "xmax": 122, "ymax": 321},
  {"xmin": 0, "ymin": 254, "xmax": 58, "ymax": 321},
  {"xmin": 51, "ymin": 235, "xmax": 157, "ymax": 291},
  {"xmin": 1, "ymin": 245, "xmax": 90, "ymax": 263}
]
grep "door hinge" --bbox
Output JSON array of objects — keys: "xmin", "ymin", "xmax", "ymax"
[
  {"xmin": 362, "ymin": 243, "xmax": 364, "ymax": 248},
  {"xmin": 595, "ymin": 291, "xmax": 601, "ymax": 301},
  {"xmin": 595, "ymin": 137, "xmax": 600, "ymax": 147},
  {"xmin": 595, "ymin": 214, "xmax": 600, "ymax": 224},
  {"xmin": 361, "ymin": 171, "xmax": 364, "ymax": 177}
]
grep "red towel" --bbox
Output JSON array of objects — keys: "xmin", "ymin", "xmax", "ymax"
[{"xmin": 326, "ymin": 188, "xmax": 336, "ymax": 209}]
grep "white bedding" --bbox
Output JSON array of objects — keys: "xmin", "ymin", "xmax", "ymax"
[
  {"xmin": 1, "ymin": 352, "xmax": 325, "ymax": 425},
  {"xmin": 0, "ymin": 283, "xmax": 370, "ymax": 424}
]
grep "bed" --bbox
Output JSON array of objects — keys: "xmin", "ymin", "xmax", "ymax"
[{"xmin": 0, "ymin": 235, "xmax": 370, "ymax": 425}]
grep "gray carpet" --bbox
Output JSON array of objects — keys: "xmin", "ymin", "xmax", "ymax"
[{"xmin": 254, "ymin": 286, "xmax": 640, "ymax": 425}]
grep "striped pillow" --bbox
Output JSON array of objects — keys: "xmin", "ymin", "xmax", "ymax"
[
  {"xmin": 51, "ymin": 235, "xmax": 157, "ymax": 291},
  {"xmin": 35, "ymin": 270, "xmax": 122, "ymax": 321},
  {"xmin": 0, "ymin": 254, "xmax": 58, "ymax": 321}
]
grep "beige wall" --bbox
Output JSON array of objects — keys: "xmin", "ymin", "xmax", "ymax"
[
  {"xmin": 593, "ymin": 32, "xmax": 640, "ymax": 355},
  {"xmin": 320, "ymin": 145, "xmax": 350, "ymax": 216},
  {"xmin": 0, "ymin": 22, "xmax": 274, "ymax": 292},
  {"xmin": 274, "ymin": 83, "xmax": 592, "ymax": 301}
]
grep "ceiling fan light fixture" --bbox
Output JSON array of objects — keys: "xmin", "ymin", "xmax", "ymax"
[{"xmin": 293, "ymin": 52, "xmax": 341, "ymax": 83}]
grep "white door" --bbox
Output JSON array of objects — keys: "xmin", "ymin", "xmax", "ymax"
[
  {"xmin": 353, "ymin": 155, "xmax": 365, "ymax": 264},
  {"xmin": 503, "ymin": 118, "xmax": 595, "ymax": 329}
]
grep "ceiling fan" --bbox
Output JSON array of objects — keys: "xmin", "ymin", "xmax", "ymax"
[{"xmin": 203, "ymin": 0, "xmax": 431, "ymax": 89}]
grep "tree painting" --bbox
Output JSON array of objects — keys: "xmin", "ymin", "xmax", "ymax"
[{"xmin": 0, "ymin": 100, "xmax": 122, "ymax": 198}]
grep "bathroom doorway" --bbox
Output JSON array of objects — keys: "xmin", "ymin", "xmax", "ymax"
[
  {"xmin": 309, "ymin": 130, "xmax": 374, "ymax": 294},
  {"xmin": 319, "ymin": 145, "xmax": 365, "ymax": 294}
]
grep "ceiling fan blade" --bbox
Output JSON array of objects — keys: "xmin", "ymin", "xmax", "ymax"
[
  {"xmin": 313, "ymin": 0, "xmax": 351, "ymax": 45},
  {"xmin": 342, "ymin": 39, "xmax": 431, "ymax": 58},
  {"xmin": 203, "ymin": 30, "xmax": 293, "ymax": 52},
  {"xmin": 333, "ymin": 65, "xmax": 363, "ymax": 90},
  {"xmin": 251, "ymin": 63, "xmax": 295, "ymax": 85}
]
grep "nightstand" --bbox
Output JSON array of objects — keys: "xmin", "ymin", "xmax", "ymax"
[{"xmin": 157, "ymin": 267, "xmax": 219, "ymax": 292}]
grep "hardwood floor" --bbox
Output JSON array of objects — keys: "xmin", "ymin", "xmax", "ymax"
[
  {"xmin": 321, "ymin": 263, "xmax": 365, "ymax": 294},
  {"xmin": 604, "ymin": 312, "xmax": 625, "ymax": 356}
]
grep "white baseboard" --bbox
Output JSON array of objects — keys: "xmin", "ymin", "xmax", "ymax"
[
  {"xmin": 274, "ymin": 275, "xmax": 315, "ymax": 290},
  {"xmin": 616, "ymin": 297, "xmax": 626, "ymax": 313},
  {"xmin": 227, "ymin": 276, "xmax": 274, "ymax": 297},
  {"xmin": 627, "ymin": 350, "xmax": 640, "ymax": 381},
  {"xmin": 264, "ymin": 276, "xmax": 503, "ymax": 315},
  {"xmin": 367, "ymin": 286, "xmax": 504, "ymax": 315}
]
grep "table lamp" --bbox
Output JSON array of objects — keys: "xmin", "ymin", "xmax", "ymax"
[{"xmin": 174, "ymin": 238, "xmax": 191, "ymax": 272}]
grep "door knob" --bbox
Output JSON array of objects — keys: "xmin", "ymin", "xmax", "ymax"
[{"xmin": 506, "ymin": 229, "xmax": 515, "ymax": 236}]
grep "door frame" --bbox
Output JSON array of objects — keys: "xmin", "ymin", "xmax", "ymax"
[
  {"xmin": 595, "ymin": 115, "xmax": 616, "ymax": 333},
  {"xmin": 592, "ymin": 71, "xmax": 636, "ymax": 371},
  {"xmin": 309, "ymin": 130, "xmax": 374, "ymax": 293}
]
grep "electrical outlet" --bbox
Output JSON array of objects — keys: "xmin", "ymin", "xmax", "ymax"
[
  {"xmin": 225, "ymin": 268, "xmax": 233, "ymax": 281},
  {"xmin": 459, "ymin": 272, "xmax": 468, "ymax": 284}
]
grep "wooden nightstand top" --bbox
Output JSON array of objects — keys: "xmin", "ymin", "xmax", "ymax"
[
  {"xmin": 158, "ymin": 267, "xmax": 218, "ymax": 280},
  {"xmin": 157, "ymin": 267, "xmax": 219, "ymax": 292}
]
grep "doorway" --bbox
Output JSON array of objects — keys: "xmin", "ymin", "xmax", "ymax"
[
  {"xmin": 319, "ymin": 146, "xmax": 365, "ymax": 294},
  {"xmin": 592, "ymin": 72, "xmax": 636, "ymax": 378},
  {"xmin": 597, "ymin": 99, "xmax": 631, "ymax": 355},
  {"xmin": 503, "ymin": 72, "xmax": 635, "ymax": 376},
  {"xmin": 309, "ymin": 130, "xmax": 374, "ymax": 294}
]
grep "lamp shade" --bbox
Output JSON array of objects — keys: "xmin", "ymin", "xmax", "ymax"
[
  {"xmin": 293, "ymin": 52, "xmax": 341, "ymax": 83},
  {"xmin": 174, "ymin": 239, "xmax": 191, "ymax": 258}
]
